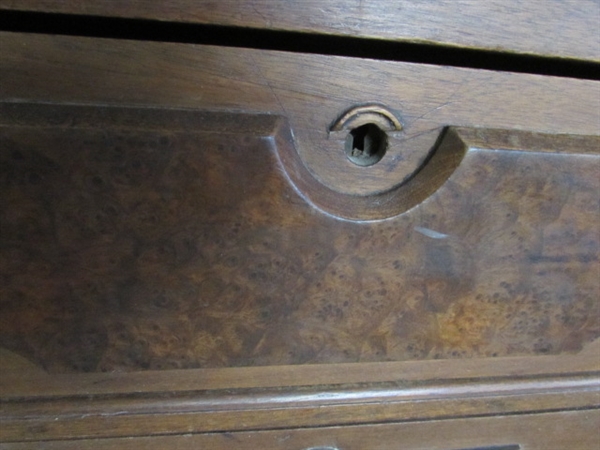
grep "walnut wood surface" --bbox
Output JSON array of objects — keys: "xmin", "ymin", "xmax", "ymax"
[
  {"xmin": 2, "ymin": 32, "xmax": 598, "ymax": 204},
  {"xmin": 0, "ymin": 0, "xmax": 598, "ymax": 62},
  {"xmin": 0, "ymin": 30, "xmax": 599, "ymax": 374},
  {"xmin": 0, "ymin": 31, "xmax": 599, "ymax": 444},
  {"xmin": 1, "ymin": 102, "xmax": 598, "ymax": 373},
  {"xmin": 1, "ymin": 340, "xmax": 599, "ymax": 399},
  {"xmin": 1, "ymin": 375, "xmax": 598, "ymax": 441},
  {"xmin": 1, "ymin": 410, "xmax": 598, "ymax": 448}
]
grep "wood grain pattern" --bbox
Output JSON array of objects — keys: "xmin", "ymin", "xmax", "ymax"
[
  {"xmin": 1, "ymin": 375, "xmax": 598, "ymax": 441},
  {"xmin": 0, "ymin": 0, "xmax": 598, "ymax": 61},
  {"xmin": 1, "ymin": 341, "xmax": 599, "ymax": 398},
  {"xmin": 1, "ymin": 30, "xmax": 599, "ymax": 445},
  {"xmin": 1, "ymin": 101, "xmax": 599, "ymax": 374},
  {"xmin": 0, "ymin": 411, "xmax": 600, "ymax": 450},
  {"xmin": 1, "ymin": 32, "xmax": 599, "ymax": 374},
  {"xmin": 1, "ymin": 410, "xmax": 598, "ymax": 448},
  {"xmin": 2, "ymin": 32, "xmax": 598, "ymax": 204}
]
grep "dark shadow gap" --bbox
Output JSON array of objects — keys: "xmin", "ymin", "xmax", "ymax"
[{"xmin": 0, "ymin": 10, "xmax": 598, "ymax": 80}]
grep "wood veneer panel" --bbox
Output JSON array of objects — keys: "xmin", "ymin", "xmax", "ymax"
[
  {"xmin": 0, "ymin": 1, "xmax": 598, "ymax": 62},
  {"xmin": 0, "ymin": 27, "xmax": 599, "ymax": 447},
  {"xmin": 1, "ymin": 32, "xmax": 599, "ymax": 376},
  {"xmin": 1, "ymin": 102, "xmax": 599, "ymax": 373}
]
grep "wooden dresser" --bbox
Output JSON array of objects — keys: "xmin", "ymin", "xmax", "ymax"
[{"xmin": 0, "ymin": 2, "xmax": 599, "ymax": 448}]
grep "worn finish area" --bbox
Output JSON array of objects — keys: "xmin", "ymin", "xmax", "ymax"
[{"xmin": 0, "ymin": 103, "xmax": 598, "ymax": 374}]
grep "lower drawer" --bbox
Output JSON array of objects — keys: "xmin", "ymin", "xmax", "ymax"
[{"xmin": 2, "ymin": 410, "xmax": 598, "ymax": 450}]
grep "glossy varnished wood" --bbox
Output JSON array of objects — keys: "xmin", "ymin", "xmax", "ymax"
[{"xmin": 0, "ymin": 0, "xmax": 598, "ymax": 61}]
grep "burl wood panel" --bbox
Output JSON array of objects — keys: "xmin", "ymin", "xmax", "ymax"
[{"xmin": 0, "ymin": 103, "xmax": 598, "ymax": 373}]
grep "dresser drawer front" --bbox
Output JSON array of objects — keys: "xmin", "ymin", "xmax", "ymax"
[
  {"xmin": 0, "ymin": 31, "xmax": 599, "ymax": 444},
  {"xmin": 2, "ymin": 411, "xmax": 598, "ymax": 449},
  {"xmin": 1, "ymin": 32, "xmax": 599, "ymax": 375}
]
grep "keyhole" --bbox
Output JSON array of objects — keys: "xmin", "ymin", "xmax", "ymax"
[{"xmin": 345, "ymin": 123, "xmax": 387, "ymax": 166}]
